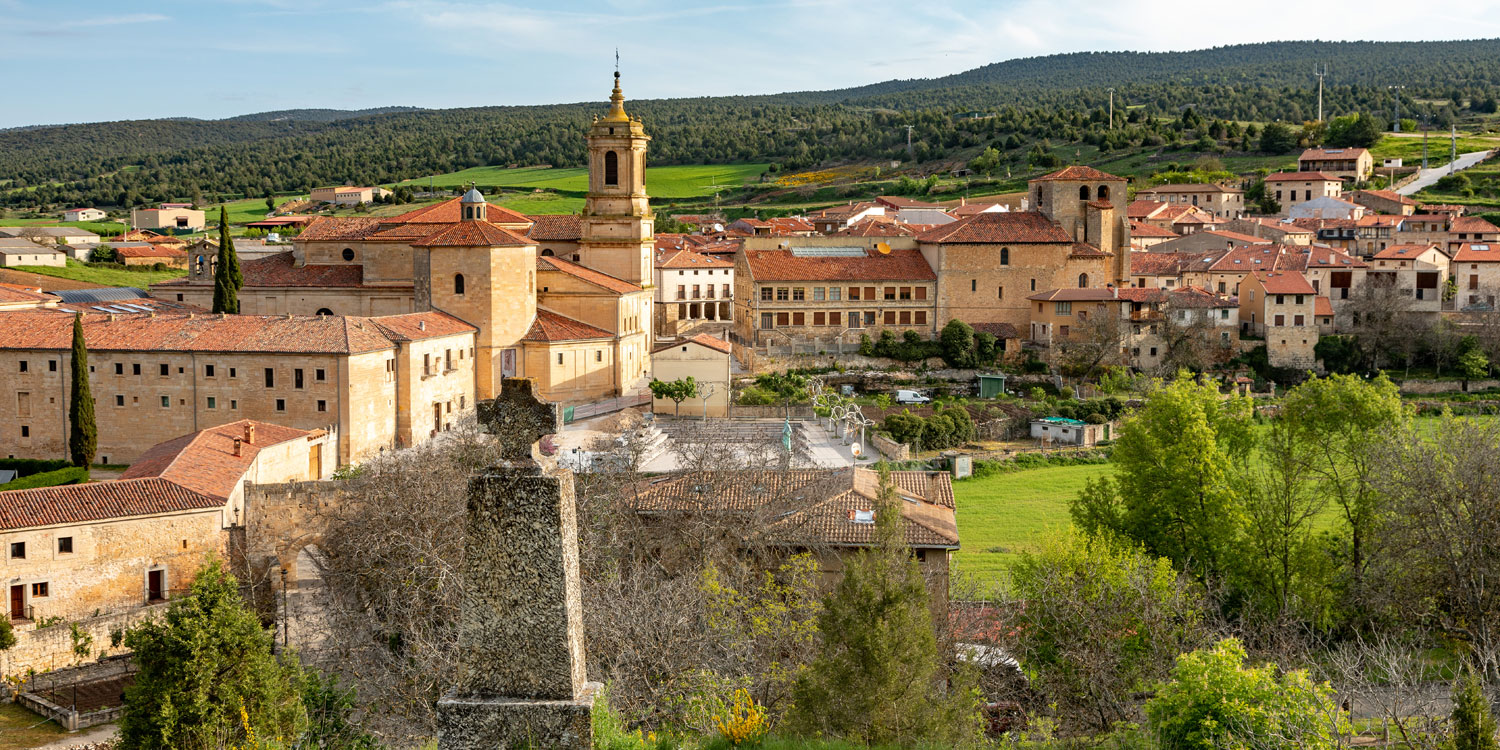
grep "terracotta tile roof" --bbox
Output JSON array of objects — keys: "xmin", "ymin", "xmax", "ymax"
[
  {"xmin": 1452, "ymin": 216, "xmax": 1500, "ymax": 234},
  {"xmin": 1315, "ymin": 296, "xmax": 1335, "ymax": 316},
  {"xmin": 1129, "ymin": 220, "xmax": 1179, "ymax": 238},
  {"xmin": 368, "ymin": 311, "xmax": 477, "ymax": 342},
  {"xmin": 949, "ymin": 203, "xmax": 1004, "ymax": 217},
  {"xmin": 655, "ymin": 248, "xmax": 733, "ymax": 270},
  {"xmin": 1453, "ymin": 242, "xmax": 1500, "ymax": 262},
  {"xmin": 1356, "ymin": 215, "xmax": 1402, "ymax": 228},
  {"xmin": 970, "ymin": 322, "xmax": 1021, "ymax": 339},
  {"xmin": 1068, "ymin": 243, "xmax": 1112, "ymax": 258},
  {"xmin": 1373, "ymin": 243, "xmax": 1440, "ymax": 259},
  {"xmin": 766, "ymin": 217, "xmax": 816, "ymax": 234},
  {"xmin": 1086, "ymin": 200, "xmax": 1115, "ymax": 209},
  {"xmin": 807, "ymin": 201, "xmax": 881, "ymax": 221},
  {"xmin": 523, "ymin": 308, "xmax": 614, "ymax": 342},
  {"xmin": 1239, "ymin": 217, "xmax": 1315, "ymax": 234},
  {"xmin": 526, "ymin": 214, "xmax": 583, "ymax": 241},
  {"xmin": 1300, "ymin": 147, "xmax": 1370, "ymax": 161},
  {"xmin": 0, "ymin": 285, "xmax": 58, "ymax": 305},
  {"xmin": 536, "ymin": 255, "xmax": 641, "ymax": 294},
  {"xmin": 1252, "ymin": 270, "xmax": 1316, "ymax": 295},
  {"xmin": 1027, "ymin": 288, "xmax": 1121, "ymax": 302},
  {"xmin": 917, "ymin": 211, "xmax": 1071, "ymax": 244},
  {"xmin": 158, "ymin": 251, "xmax": 365, "ymax": 289},
  {"xmin": 1169, "ymin": 286, "xmax": 1236, "ymax": 308},
  {"xmin": 1352, "ymin": 189, "xmax": 1417, "ymax": 206},
  {"xmin": 632, "ymin": 469, "xmax": 958, "ymax": 548},
  {"xmin": 0, "ymin": 477, "xmax": 224, "ymax": 531},
  {"xmin": 832, "ymin": 219, "xmax": 915, "ymax": 237},
  {"xmin": 411, "ymin": 221, "xmax": 533, "ymax": 247},
  {"xmin": 1202, "ymin": 230, "xmax": 1270, "ymax": 244},
  {"xmin": 121, "ymin": 420, "xmax": 317, "ymax": 500},
  {"xmin": 388, "ymin": 198, "xmax": 533, "ymax": 226},
  {"xmin": 1137, "ymin": 183, "xmax": 1243, "ymax": 195},
  {"xmin": 0, "ymin": 310, "xmax": 396, "ymax": 354},
  {"xmin": 1300, "ymin": 246, "xmax": 1366, "ymax": 269},
  {"xmin": 876, "ymin": 196, "xmax": 944, "ymax": 209},
  {"xmin": 1033, "ymin": 165, "xmax": 1125, "ymax": 182},
  {"xmin": 366, "ymin": 224, "xmax": 443, "ymax": 241},
  {"xmin": 1209, "ymin": 245, "xmax": 1295, "ymax": 272},
  {"xmin": 1130, "ymin": 251, "xmax": 1218, "ymax": 275},
  {"xmin": 297, "ymin": 217, "xmax": 387, "ymax": 241},
  {"xmin": 116, "ymin": 245, "xmax": 186, "ymax": 258},
  {"xmin": 1265, "ymin": 171, "xmax": 1343, "ymax": 182},
  {"xmin": 1127, "ymin": 200, "xmax": 1169, "ymax": 219},
  {"xmin": 654, "ymin": 332, "xmax": 732, "ymax": 355},
  {"xmin": 742, "ymin": 247, "xmax": 935, "ymax": 282}
]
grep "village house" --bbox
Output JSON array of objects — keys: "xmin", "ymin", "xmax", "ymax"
[
  {"xmin": 1290, "ymin": 218, "xmax": 1360, "ymax": 251},
  {"xmin": 1128, "ymin": 220, "xmax": 1180, "ymax": 249},
  {"xmin": 1349, "ymin": 189, "xmax": 1419, "ymax": 216},
  {"xmin": 1355, "ymin": 214, "xmax": 1402, "ymax": 256},
  {"xmin": 1238, "ymin": 270, "xmax": 1319, "ymax": 369},
  {"xmin": 1452, "ymin": 242, "xmax": 1500, "ymax": 309},
  {"xmin": 0, "ymin": 240, "xmax": 65, "ymax": 268},
  {"xmin": 310, "ymin": 186, "xmax": 385, "ymax": 205},
  {"xmin": 1222, "ymin": 217, "xmax": 1315, "ymax": 245},
  {"xmin": 1025, "ymin": 288, "xmax": 1123, "ymax": 346},
  {"xmin": 1138, "ymin": 204, "xmax": 1221, "ymax": 235},
  {"xmin": 1133, "ymin": 183, "xmax": 1245, "ymax": 219},
  {"xmin": 1395, "ymin": 213, "xmax": 1452, "ymax": 246},
  {"xmin": 1448, "ymin": 215, "xmax": 1500, "ymax": 252},
  {"xmin": 131, "ymin": 206, "xmax": 205, "ymax": 232},
  {"xmin": 1264, "ymin": 172, "xmax": 1343, "ymax": 214},
  {"xmin": 1289, "ymin": 196, "xmax": 1365, "ymax": 221},
  {"xmin": 0, "ymin": 227, "xmax": 101, "ymax": 247},
  {"xmin": 1297, "ymin": 147, "xmax": 1375, "ymax": 182},
  {"xmin": 1149, "ymin": 229, "xmax": 1269, "ymax": 254},
  {"xmin": 117, "ymin": 244, "xmax": 188, "ymax": 268},
  {"xmin": 1128, "ymin": 251, "xmax": 1220, "ymax": 289},
  {"xmin": 62, "ymin": 208, "xmax": 107, "ymax": 222},
  {"xmin": 1369, "ymin": 243, "xmax": 1450, "ymax": 317},
  {"xmin": 649, "ymin": 333, "xmax": 733, "ymax": 418},
  {"xmin": 1119, "ymin": 286, "xmax": 1239, "ymax": 372},
  {"xmin": 806, "ymin": 202, "xmax": 886, "ymax": 234},
  {"xmin": 0, "ymin": 309, "xmax": 477, "ymax": 465},
  {"xmin": 654, "ymin": 248, "xmax": 734, "ymax": 338}
]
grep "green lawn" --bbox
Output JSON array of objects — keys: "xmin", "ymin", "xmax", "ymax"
[
  {"xmin": 1372, "ymin": 132, "xmax": 1500, "ymax": 167},
  {"xmin": 16, "ymin": 259, "xmax": 185, "ymax": 289},
  {"xmin": 952, "ymin": 463, "xmax": 1114, "ymax": 577},
  {"xmin": 495, "ymin": 194, "xmax": 586, "ymax": 215},
  {"xmin": 199, "ymin": 197, "xmax": 284, "ymax": 226},
  {"xmin": 0, "ymin": 702, "xmax": 65, "ymax": 749},
  {"xmin": 396, "ymin": 163, "xmax": 771, "ymax": 199},
  {"xmin": 0, "ymin": 217, "xmax": 127, "ymax": 236}
]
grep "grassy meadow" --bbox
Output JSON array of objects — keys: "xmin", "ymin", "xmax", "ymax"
[
  {"xmin": 15, "ymin": 259, "xmax": 185, "ymax": 289},
  {"xmin": 396, "ymin": 163, "xmax": 771, "ymax": 199},
  {"xmin": 952, "ymin": 463, "xmax": 1113, "ymax": 577}
]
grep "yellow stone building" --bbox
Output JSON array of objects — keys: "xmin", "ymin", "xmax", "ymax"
[{"xmin": 152, "ymin": 75, "xmax": 656, "ymax": 405}]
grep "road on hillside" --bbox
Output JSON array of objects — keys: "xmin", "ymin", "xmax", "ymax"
[{"xmin": 1396, "ymin": 150, "xmax": 1494, "ymax": 195}]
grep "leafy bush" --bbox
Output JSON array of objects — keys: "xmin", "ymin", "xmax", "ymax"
[
  {"xmin": 0, "ymin": 458, "xmax": 72, "ymax": 476},
  {"xmin": 0, "ymin": 466, "xmax": 89, "ymax": 490},
  {"xmin": 860, "ymin": 329, "xmax": 941, "ymax": 362},
  {"xmin": 880, "ymin": 406, "xmax": 975, "ymax": 450}
]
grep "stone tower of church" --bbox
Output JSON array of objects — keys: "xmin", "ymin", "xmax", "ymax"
[{"xmin": 578, "ymin": 73, "xmax": 654, "ymax": 288}]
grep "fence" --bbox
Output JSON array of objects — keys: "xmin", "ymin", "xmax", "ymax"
[
  {"xmin": 16, "ymin": 654, "xmax": 136, "ymax": 731},
  {"xmin": 563, "ymin": 391, "xmax": 651, "ymax": 424}
]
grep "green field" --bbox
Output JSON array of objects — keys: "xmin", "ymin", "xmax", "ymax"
[
  {"xmin": 495, "ymin": 194, "xmax": 586, "ymax": 215},
  {"xmin": 1372, "ymin": 132, "xmax": 1500, "ymax": 168},
  {"xmin": 396, "ymin": 163, "xmax": 771, "ymax": 199},
  {"xmin": 199, "ymin": 197, "xmax": 280, "ymax": 226},
  {"xmin": 16, "ymin": 259, "xmax": 185, "ymax": 289},
  {"xmin": 0, "ymin": 217, "xmax": 127, "ymax": 236},
  {"xmin": 952, "ymin": 463, "xmax": 1114, "ymax": 577},
  {"xmin": 0, "ymin": 703, "xmax": 64, "ymax": 749}
]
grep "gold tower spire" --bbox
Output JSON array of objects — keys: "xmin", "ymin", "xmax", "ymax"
[{"xmin": 604, "ymin": 70, "xmax": 628, "ymax": 122}]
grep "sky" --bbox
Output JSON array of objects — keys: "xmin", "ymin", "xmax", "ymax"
[{"xmin": 6, "ymin": 0, "xmax": 1500, "ymax": 128}]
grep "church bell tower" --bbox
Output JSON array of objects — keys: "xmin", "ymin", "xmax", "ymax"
[{"xmin": 578, "ymin": 72, "xmax": 653, "ymax": 287}]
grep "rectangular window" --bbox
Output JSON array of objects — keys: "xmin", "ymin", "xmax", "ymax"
[
  {"xmin": 264, "ymin": 368, "xmax": 275, "ymax": 388},
  {"xmin": 114, "ymin": 363, "xmax": 123, "ymax": 375},
  {"xmin": 1030, "ymin": 279, "xmax": 1037, "ymax": 291},
  {"xmin": 1276, "ymin": 295, "xmax": 1285, "ymax": 305},
  {"xmin": 776, "ymin": 287, "xmax": 789, "ymax": 301},
  {"xmin": 915, "ymin": 287, "xmax": 927, "ymax": 300},
  {"xmin": 10, "ymin": 542, "xmax": 22, "ymax": 559},
  {"xmin": 776, "ymin": 312, "xmax": 790, "ymax": 326},
  {"xmin": 1294, "ymin": 315, "xmax": 1305, "ymax": 326},
  {"xmin": 691, "ymin": 284, "xmax": 700, "ymax": 298},
  {"xmin": 830, "ymin": 311, "xmax": 842, "ymax": 326},
  {"xmin": 57, "ymin": 537, "xmax": 72, "ymax": 554},
  {"xmin": 161, "ymin": 396, "xmax": 169, "ymax": 408},
  {"xmin": 915, "ymin": 311, "xmax": 927, "ymax": 325},
  {"xmin": 207, "ymin": 397, "xmax": 217, "ymax": 409},
  {"xmin": 317, "ymin": 400, "xmax": 327, "ymax": 412},
  {"xmin": 1274, "ymin": 314, "xmax": 1286, "ymax": 326},
  {"xmin": 761, "ymin": 312, "xmax": 774, "ymax": 329},
  {"xmin": 884, "ymin": 287, "xmax": 896, "ymax": 300},
  {"xmin": 792, "ymin": 288, "xmax": 805, "ymax": 301},
  {"xmin": 16, "ymin": 361, "xmax": 26, "ymax": 373},
  {"xmin": 792, "ymin": 312, "xmax": 805, "ymax": 325},
  {"xmin": 864, "ymin": 287, "xmax": 876, "ymax": 301},
  {"xmin": 315, "ymin": 368, "xmax": 326, "ymax": 382},
  {"xmin": 230, "ymin": 400, "xmax": 237, "ymax": 410},
  {"xmin": 849, "ymin": 287, "xmax": 861, "ymax": 300},
  {"xmin": 1056, "ymin": 302, "xmax": 1073, "ymax": 315},
  {"xmin": 19, "ymin": 426, "xmax": 28, "ymax": 438},
  {"xmin": 294, "ymin": 368, "xmax": 304, "ymax": 389},
  {"xmin": 722, "ymin": 283, "xmax": 731, "ymax": 298},
  {"xmin": 813, "ymin": 287, "xmax": 825, "ymax": 301},
  {"xmin": 595, "ymin": 350, "xmax": 603, "ymax": 362},
  {"xmin": 115, "ymin": 395, "xmax": 124, "ymax": 406},
  {"xmin": 205, "ymin": 364, "xmax": 215, "ymax": 377},
  {"xmin": 1060, "ymin": 325, "xmax": 1070, "ymax": 337},
  {"xmin": 677, "ymin": 285, "xmax": 686, "ymax": 300},
  {"xmin": 557, "ymin": 353, "xmax": 564, "ymax": 365},
  {"xmin": 132, "ymin": 363, "xmax": 141, "ymax": 375},
  {"xmin": 864, "ymin": 312, "xmax": 876, "ymax": 325},
  {"xmin": 813, "ymin": 312, "xmax": 826, "ymax": 325},
  {"xmin": 900, "ymin": 287, "xmax": 912, "ymax": 300},
  {"xmin": 970, "ymin": 279, "xmax": 977, "ymax": 292},
  {"xmin": 997, "ymin": 286, "xmax": 1004, "ymax": 299},
  {"xmin": 275, "ymin": 398, "xmax": 286, "ymax": 411},
  {"xmin": 899, "ymin": 311, "xmax": 912, "ymax": 324},
  {"xmin": 229, "ymin": 367, "xmax": 236, "ymax": 378},
  {"xmin": 848, "ymin": 313, "xmax": 862, "ymax": 328},
  {"xmin": 424, "ymin": 353, "xmax": 432, "ymax": 375},
  {"xmin": 30, "ymin": 583, "xmax": 46, "ymax": 598},
  {"xmin": 760, "ymin": 287, "xmax": 773, "ymax": 301},
  {"xmin": 884, "ymin": 311, "xmax": 896, "ymax": 324},
  {"xmin": 829, "ymin": 287, "xmax": 840, "ymax": 301}
]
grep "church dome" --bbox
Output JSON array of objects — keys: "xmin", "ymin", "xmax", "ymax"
[{"xmin": 461, "ymin": 187, "xmax": 485, "ymax": 204}]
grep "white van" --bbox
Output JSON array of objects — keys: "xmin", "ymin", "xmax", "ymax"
[{"xmin": 895, "ymin": 389, "xmax": 931, "ymax": 404}]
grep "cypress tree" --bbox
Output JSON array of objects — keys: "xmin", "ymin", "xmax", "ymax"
[
  {"xmin": 212, "ymin": 206, "xmax": 242, "ymax": 314},
  {"xmin": 68, "ymin": 313, "xmax": 96, "ymax": 468}
]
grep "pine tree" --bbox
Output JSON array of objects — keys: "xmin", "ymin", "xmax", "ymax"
[
  {"xmin": 787, "ymin": 464, "xmax": 980, "ymax": 744},
  {"xmin": 1451, "ymin": 667, "xmax": 1499, "ymax": 750},
  {"xmin": 67, "ymin": 313, "xmax": 95, "ymax": 468},
  {"xmin": 212, "ymin": 206, "xmax": 242, "ymax": 314}
]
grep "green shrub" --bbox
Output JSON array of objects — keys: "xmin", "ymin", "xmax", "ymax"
[
  {"xmin": 0, "ymin": 458, "xmax": 72, "ymax": 477},
  {"xmin": 0, "ymin": 466, "xmax": 89, "ymax": 490}
]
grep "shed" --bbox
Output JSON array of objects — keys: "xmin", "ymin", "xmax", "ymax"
[{"xmin": 977, "ymin": 374, "xmax": 1008, "ymax": 399}]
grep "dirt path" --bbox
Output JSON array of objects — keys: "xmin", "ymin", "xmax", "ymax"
[{"xmin": 29, "ymin": 722, "xmax": 115, "ymax": 749}]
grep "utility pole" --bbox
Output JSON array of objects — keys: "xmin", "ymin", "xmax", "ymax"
[
  {"xmin": 1423, "ymin": 114, "xmax": 1430, "ymax": 170},
  {"xmin": 1107, "ymin": 88, "xmax": 1115, "ymax": 130},
  {"xmin": 905, "ymin": 125, "xmax": 914, "ymax": 158},
  {"xmin": 1389, "ymin": 85, "xmax": 1404, "ymax": 132},
  {"xmin": 1315, "ymin": 63, "xmax": 1328, "ymax": 122},
  {"xmin": 1451, "ymin": 124, "xmax": 1458, "ymax": 174}
]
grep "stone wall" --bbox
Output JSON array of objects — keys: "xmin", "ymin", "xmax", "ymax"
[
  {"xmin": 4, "ymin": 601, "xmax": 169, "ymax": 676},
  {"xmin": 1398, "ymin": 378, "xmax": 1500, "ymax": 394},
  {"xmin": 241, "ymin": 481, "xmax": 349, "ymax": 599},
  {"xmin": 869, "ymin": 432, "xmax": 910, "ymax": 461}
]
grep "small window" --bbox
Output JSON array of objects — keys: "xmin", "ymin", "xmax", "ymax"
[
  {"xmin": 115, "ymin": 395, "xmax": 124, "ymax": 406},
  {"xmin": 557, "ymin": 353, "xmax": 564, "ymax": 365},
  {"xmin": 205, "ymin": 364, "xmax": 215, "ymax": 377},
  {"xmin": 19, "ymin": 426, "xmax": 28, "ymax": 438},
  {"xmin": 275, "ymin": 398, "xmax": 286, "ymax": 411},
  {"xmin": 114, "ymin": 363, "xmax": 123, "ymax": 375},
  {"xmin": 160, "ymin": 363, "xmax": 169, "ymax": 376},
  {"xmin": 57, "ymin": 537, "xmax": 72, "ymax": 554},
  {"xmin": 161, "ymin": 396, "xmax": 169, "ymax": 408},
  {"xmin": 595, "ymin": 350, "xmax": 603, "ymax": 362},
  {"xmin": 132, "ymin": 363, "xmax": 141, "ymax": 375},
  {"xmin": 264, "ymin": 368, "xmax": 275, "ymax": 388},
  {"xmin": 315, "ymin": 368, "xmax": 325, "ymax": 382},
  {"xmin": 30, "ymin": 582, "xmax": 46, "ymax": 598},
  {"xmin": 342, "ymin": 248, "xmax": 355, "ymax": 261},
  {"xmin": 10, "ymin": 542, "xmax": 23, "ymax": 559},
  {"xmin": 229, "ymin": 367, "xmax": 236, "ymax": 378},
  {"xmin": 604, "ymin": 150, "xmax": 619, "ymax": 186},
  {"xmin": 454, "ymin": 273, "xmax": 466, "ymax": 295},
  {"xmin": 317, "ymin": 400, "xmax": 327, "ymax": 412},
  {"xmin": 294, "ymin": 368, "xmax": 304, "ymax": 389}
]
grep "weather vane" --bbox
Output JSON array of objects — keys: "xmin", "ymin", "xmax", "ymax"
[{"xmin": 615, "ymin": 48, "xmax": 620, "ymax": 77}]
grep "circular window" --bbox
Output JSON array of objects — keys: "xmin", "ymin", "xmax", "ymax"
[{"xmin": 342, "ymin": 248, "xmax": 355, "ymax": 261}]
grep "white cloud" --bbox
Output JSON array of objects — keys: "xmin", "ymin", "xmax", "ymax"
[{"xmin": 62, "ymin": 13, "xmax": 169, "ymax": 27}]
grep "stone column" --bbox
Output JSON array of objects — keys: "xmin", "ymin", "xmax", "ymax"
[{"xmin": 437, "ymin": 377, "xmax": 599, "ymax": 750}]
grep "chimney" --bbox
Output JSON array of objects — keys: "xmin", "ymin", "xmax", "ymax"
[
  {"xmin": 233, "ymin": 437, "xmax": 243, "ymax": 457},
  {"xmin": 244, "ymin": 423, "xmax": 255, "ymax": 445},
  {"xmin": 418, "ymin": 319, "xmax": 426, "ymax": 331}
]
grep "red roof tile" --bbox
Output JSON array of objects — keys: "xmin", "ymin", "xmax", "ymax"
[
  {"xmin": 388, "ymin": 197, "xmax": 532, "ymax": 226},
  {"xmin": 1452, "ymin": 243, "xmax": 1500, "ymax": 262},
  {"xmin": 1129, "ymin": 220, "xmax": 1179, "ymax": 238},
  {"xmin": 523, "ymin": 308, "xmax": 614, "ymax": 342},
  {"xmin": 0, "ymin": 478, "xmax": 223, "ymax": 531},
  {"xmin": 1027, "ymin": 288, "xmax": 1121, "ymax": 302},
  {"xmin": 1127, "ymin": 200, "xmax": 1169, "ymax": 219},
  {"xmin": 0, "ymin": 311, "xmax": 395, "ymax": 354},
  {"xmin": 158, "ymin": 251, "xmax": 365, "ymax": 289},
  {"xmin": 1315, "ymin": 296, "xmax": 1335, "ymax": 316},
  {"xmin": 1252, "ymin": 270, "xmax": 1316, "ymax": 294},
  {"xmin": 411, "ymin": 221, "xmax": 533, "ymax": 247},
  {"xmin": 832, "ymin": 219, "xmax": 916, "ymax": 237},
  {"xmin": 1300, "ymin": 147, "xmax": 1370, "ymax": 161},
  {"xmin": 1373, "ymin": 243, "xmax": 1440, "ymax": 260},
  {"xmin": 654, "ymin": 332, "xmax": 732, "ymax": 354},
  {"xmin": 368, "ymin": 311, "xmax": 477, "ymax": 342},
  {"xmin": 537, "ymin": 255, "xmax": 641, "ymax": 294},
  {"xmin": 1452, "ymin": 216, "xmax": 1500, "ymax": 234},
  {"xmin": 116, "ymin": 245, "xmax": 187, "ymax": 259},
  {"xmin": 1033, "ymin": 165, "xmax": 1125, "ymax": 182},
  {"xmin": 655, "ymin": 248, "xmax": 733, "ymax": 270},
  {"xmin": 742, "ymin": 247, "xmax": 935, "ymax": 282},
  {"xmin": 297, "ymin": 217, "xmax": 387, "ymax": 242},
  {"xmin": 121, "ymin": 420, "xmax": 316, "ymax": 500},
  {"xmin": 1203, "ymin": 230, "xmax": 1270, "ymax": 244},
  {"xmin": 917, "ymin": 211, "xmax": 1071, "ymax": 244},
  {"xmin": 526, "ymin": 214, "xmax": 583, "ymax": 241}
]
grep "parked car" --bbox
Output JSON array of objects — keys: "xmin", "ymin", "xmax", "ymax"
[{"xmin": 895, "ymin": 389, "xmax": 931, "ymax": 404}]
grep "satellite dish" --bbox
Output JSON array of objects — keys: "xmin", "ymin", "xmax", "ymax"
[{"xmin": 875, "ymin": 242, "xmax": 891, "ymax": 254}]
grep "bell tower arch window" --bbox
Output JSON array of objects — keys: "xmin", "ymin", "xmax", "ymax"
[
  {"xmin": 1079, "ymin": 185, "xmax": 1090, "ymax": 201},
  {"xmin": 1098, "ymin": 185, "xmax": 1110, "ymax": 201},
  {"xmin": 1078, "ymin": 273, "xmax": 1089, "ymax": 288},
  {"xmin": 604, "ymin": 151, "xmax": 619, "ymax": 186}
]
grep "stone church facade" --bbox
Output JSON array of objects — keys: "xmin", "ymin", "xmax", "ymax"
[{"xmin": 154, "ymin": 75, "xmax": 656, "ymax": 405}]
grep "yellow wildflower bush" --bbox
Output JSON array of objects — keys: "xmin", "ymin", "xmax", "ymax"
[{"xmin": 714, "ymin": 688, "xmax": 767, "ymax": 747}]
